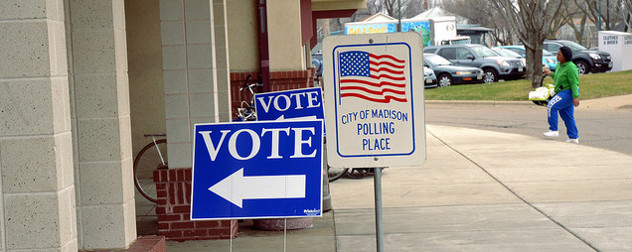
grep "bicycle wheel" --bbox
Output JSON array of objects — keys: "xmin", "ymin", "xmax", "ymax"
[
  {"xmin": 347, "ymin": 168, "xmax": 371, "ymax": 179},
  {"xmin": 133, "ymin": 139, "xmax": 168, "ymax": 203},
  {"xmin": 328, "ymin": 166, "xmax": 348, "ymax": 182}
]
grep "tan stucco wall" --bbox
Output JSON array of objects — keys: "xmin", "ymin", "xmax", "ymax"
[
  {"xmin": 227, "ymin": 0, "xmax": 309, "ymax": 72},
  {"xmin": 227, "ymin": 0, "xmax": 259, "ymax": 72},
  {"xmin": 125, "ymin": 0, "xmax": 166, "ymax": 172},
  {"xmin": 268, "ymin": 0, "xmax": 305, "ymax": 71}
]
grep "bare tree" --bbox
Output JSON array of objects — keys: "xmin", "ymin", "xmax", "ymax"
[
  {"xmin": 620, "ymin": 0, "xmax": 632, "ymax": 32},
  {"xmin": 402, "ymin": 0, "xmax": 426, "ymax": 18},
  {"xmin": 556, "ymin": 1, "xmax": 588, "ymax": 44},
  {"xmin": 574, "ymin": 0, "xmax": 627, "ymax": 31},
  {"xmin": 442, "ymin": 0, "xmax": 516, "ymax": 46},
  {"xmin": 490, "ymin": 0, "xmax": 565, "ymax": 88},
  {"xmin": 378, "ymin": 0, "xmax": 423, "ymax": 18},
  {"xmin": 382, "ymin": 0, "xmax": 398, "ymax": 17}
]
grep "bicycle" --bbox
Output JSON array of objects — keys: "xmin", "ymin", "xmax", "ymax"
[
  {"xmin": 133, "ymin": 134, "xmax": 168, "ymax": 203},
  {"xmin": 328, "ymin": 167, "xmax": 375, "ymax": 182},
  {"xmin": 235, "ymin": 74, "xmax": 262, "ymax": 121}
]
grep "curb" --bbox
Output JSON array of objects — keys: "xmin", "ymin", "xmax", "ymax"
[{"xmin": 425, "ymin": 100, "xmax": 534, "ymax": 106}]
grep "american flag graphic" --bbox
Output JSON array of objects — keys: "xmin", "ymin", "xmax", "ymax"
[{"xmin": 339, "ymin": 51, "xmax": 407, "ymax": 103}]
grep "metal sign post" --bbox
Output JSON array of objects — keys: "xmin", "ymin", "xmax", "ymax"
[
  {"xmin": 322, "ymin": 33, "xmax": 426, "ymax": 251},
  {"xmin": 374, "ymin": 167, "xmax": 385, "ymax": 252}
]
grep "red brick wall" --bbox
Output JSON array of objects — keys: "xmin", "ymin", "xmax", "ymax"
[
  {"xmin": 153, "ymin": 169, "xmax": 238, "ymax": 241},
  {"xmin": 229, "ymin": 68, "xmax": 316, "ymax": 120}
]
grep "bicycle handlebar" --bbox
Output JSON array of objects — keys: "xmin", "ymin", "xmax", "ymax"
[
  {"xmin": 242, "ymin": 74, "xmax": 252, "ymax": 89},
  {"xmin": 240, "ymin": 74, "xmax": 264, "ymax": 90},
  {"xmin": 246, "ymin": 83, "xmax": 263, "ymax": 89}
]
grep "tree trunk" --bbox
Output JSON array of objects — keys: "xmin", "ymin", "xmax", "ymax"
[
  {"xmin": 490, "ymin": 0, "xmax": 563, "ymax": 88},
  {"xmin": 524, "ymin": 41, "xmax": 544, "ymax": 88}
]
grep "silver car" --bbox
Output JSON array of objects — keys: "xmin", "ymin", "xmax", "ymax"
[{"xmin": 424, "ymin": 66, "xmax": 438, "ymax": 88}]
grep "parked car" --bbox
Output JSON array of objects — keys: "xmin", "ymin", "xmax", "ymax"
[
  {"xmin": 423, "ymin": 53, "xmax": 484, "ymax": 87},
  {"xmin": 423, "ymin": 66, "xmax": 438, "ymax": 88},
  {"xmin": 424, "ymin": 44, "xmax": 525, "ymax": 83},
  {"xmin": 498, "ymin": 45, "xmax": 558, "ymax": 71},
  {"xmin": 543, "ymin": 40, "xmax": 612, "ymax": 75},
  {"xmin": 492, "ymin": 47, "xmax": 526, "ymax": 65}
]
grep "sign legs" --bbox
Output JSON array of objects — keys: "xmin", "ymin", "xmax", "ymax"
[{"xmin": 374, "ymin": 167, "xmax": 385, "ymax": 252}]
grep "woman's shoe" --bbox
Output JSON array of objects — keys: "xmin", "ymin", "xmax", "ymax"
[{"xmin": 566, "ymin": 138, "xmax": 579, "ymax": 144}]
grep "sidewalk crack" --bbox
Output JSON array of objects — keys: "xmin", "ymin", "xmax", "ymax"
[{"xmin": 428, "ymin": 131, "xmax": 601, "ymax": 252}]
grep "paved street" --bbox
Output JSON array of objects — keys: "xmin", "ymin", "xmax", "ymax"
[{"xmin": 426, "ymin": 98, "xmax": 632, "ymax": 156}]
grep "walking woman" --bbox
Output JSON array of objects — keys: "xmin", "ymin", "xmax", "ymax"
[{"xmin": 543, "ymin": 46, "xmax": 580, "ymax": 143}]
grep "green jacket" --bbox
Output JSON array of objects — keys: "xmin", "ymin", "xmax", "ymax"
[{"xmin": 551, "ymin": 61, "xmax": 580, "ymax": 98}]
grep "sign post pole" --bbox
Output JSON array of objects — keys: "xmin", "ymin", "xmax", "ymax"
[{"xmin": 374, "ymin": 167, "xmax": 385, "ymax": 252}]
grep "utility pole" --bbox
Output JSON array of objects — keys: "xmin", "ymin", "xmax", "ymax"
[
  {"xmin": 397, "ymin": 0, "xmax": 402, "ymax": 32},
  {"xmin": 606, "ymin": 0, "xmax": 610, "ymax": 30},
  {"xmin": 598, "ymin": 0, "xmax": 602, "ymax": 30}
]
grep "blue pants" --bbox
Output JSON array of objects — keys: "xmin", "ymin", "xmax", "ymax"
[{"xmin": 547, "ymin": 90, "xmax": 578, "ymax": 139}]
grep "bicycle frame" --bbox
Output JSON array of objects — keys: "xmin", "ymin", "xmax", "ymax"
[
  {"xmin": 150, "ymin": 135, "xmax": 166, "ymax": 166},
  {"xmin": 235, "ymin": 75, "xmax": 262, "ymax": 121}
]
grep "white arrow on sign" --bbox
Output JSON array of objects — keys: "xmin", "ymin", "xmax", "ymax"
[
  {"xmin": 208, "ymin": 168, "xmax": 306, "ymax": 208},
  {"xmin": 276, "ymin": 115, "xmax": 318, "ymax": 121}
]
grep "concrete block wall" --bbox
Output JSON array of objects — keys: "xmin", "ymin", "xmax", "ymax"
[
  {"xmin": 153, "ymin": 168, "xmax": 237, "ymax": 241},
  {"xmin": 212, "ymin": 0, "xmax": 232, "ymax": 122},
  {"xmin": 65, "ymin": 0, "xmax": 137, "ymax": 249},
  {"xmin": 160, "ymin": 0, "xmax": 232, "ymax": 169},
  {"xmin": 0, "ymin": 0, "xmax": 78, "ymax": 251}
]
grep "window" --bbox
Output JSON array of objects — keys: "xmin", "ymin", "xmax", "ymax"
[
  {"xmin": 455, "ymin": 48, "xmax": 473, "ymax": 60},
  {"xmin": 544, "ymin": 43, "xmax": 561, "ymax": 53},
  {"xmin": 438, "ymin": 48, "xmax": 456, "ymax": 60},
  {"xmin": 558, "ymin": 41, "xmax": 587, "ymax": 51},
  {"xmin": 469, "ymin": 46, "xmax": 498, "ymax": 57},
  {"xmin": 425, "ymin": 53, "xmax": 452, "ymax": 66}
]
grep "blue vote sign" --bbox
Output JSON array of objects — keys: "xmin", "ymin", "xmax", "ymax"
[
  {"xmin": 190, "ymin": 120, "xmax": 323, "ymax": 220},
  {"xmin": 254, "ymin": 87, "xmax": 324, "ymax": 122}
]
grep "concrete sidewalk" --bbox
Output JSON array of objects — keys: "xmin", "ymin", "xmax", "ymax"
[{"xmin": 165, "ymin": 124, "xmax": 632, "ymax": 251}]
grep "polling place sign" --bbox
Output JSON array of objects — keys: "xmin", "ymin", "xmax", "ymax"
[
  {"xmin": 190, "ymin": 120, "xmax": 323, "ymax": 220},
  {"xmin": 322, "ymin": 32, "xmax": 426, "ymax": 168}
]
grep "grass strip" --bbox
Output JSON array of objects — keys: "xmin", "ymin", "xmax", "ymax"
[{"xmin": 425, "ymin": 70, "xmax": 632, "ymax": 101}]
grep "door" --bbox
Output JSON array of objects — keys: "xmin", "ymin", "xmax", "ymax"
[{"xmin": 452, "ymin": 47, "xmax": 476, "ymax": 67}]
